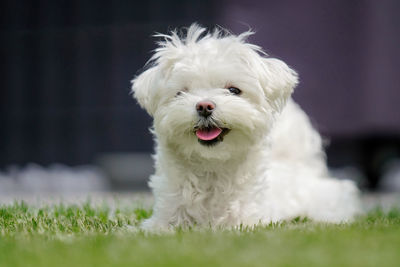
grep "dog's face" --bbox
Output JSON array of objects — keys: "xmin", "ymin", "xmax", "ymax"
[{"xmin": 132, "ymin": 25, "xmax": 298, "ymax": 160}]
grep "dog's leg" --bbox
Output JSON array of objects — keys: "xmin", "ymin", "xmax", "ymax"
[{"xmin": 141, "ymin": 173, "xmax": 199, "ymax": 232}]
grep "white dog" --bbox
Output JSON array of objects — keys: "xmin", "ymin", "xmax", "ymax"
[{"xmin": 131, "ymin": 24, "xmax": 360, "ymax": 232}]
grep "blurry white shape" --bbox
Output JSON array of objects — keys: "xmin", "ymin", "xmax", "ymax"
[
  {"xmin": 0, "ymin": 172, "xmax": 16, "ymax": 192},
  {"xmin": 96, "ymin": 153, "xmax": 153, "ymax": 189},
  {"xmin": 380, "ymin": 159, "xmax": 400, "ymax": 192},
  {"xmin": 329, "ymin": 166, "xmax": 365, "ymax": 187},
  {"xmin": 0, "ymin": 163, "xmax": 109, "ymax": 193}
]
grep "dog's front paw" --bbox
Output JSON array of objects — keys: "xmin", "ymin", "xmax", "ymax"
[{"xmin": 140, "ymin": 218, "xmax": 175, "ymax": 234}]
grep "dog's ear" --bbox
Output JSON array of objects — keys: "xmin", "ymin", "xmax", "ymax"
[
  {"xmin": 131, "ymin": 66, "xmax": 161, "ymax": 116},
  {"xmin": 259, "ymin": 58, "xmax": 298, "ymax": 113}
]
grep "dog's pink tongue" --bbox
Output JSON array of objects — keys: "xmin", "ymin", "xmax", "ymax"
[{"xmin": 196, "ymin": 127, "xmax": 222, "ymax": 141}]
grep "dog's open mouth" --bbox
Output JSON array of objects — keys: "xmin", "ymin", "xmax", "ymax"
[{"xmin": 195, "ymin": 127, "xmax": 230, "ymax": 146}]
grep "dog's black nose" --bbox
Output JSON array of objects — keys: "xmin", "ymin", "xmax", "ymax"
[{"xmin": 196, "ymin": 100, "xmax": 216, "ymax": 117}]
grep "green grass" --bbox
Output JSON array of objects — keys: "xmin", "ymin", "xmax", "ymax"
[{"xmin": 0, "ymin": 202, "xmax": 399, "ymax": 267}]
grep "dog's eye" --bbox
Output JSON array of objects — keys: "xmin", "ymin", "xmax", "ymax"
[
  {"xmin": 228, "ymin": 87, "xmax": 241, "ymax": 95},
  {"xmin": 176, "ymin": 87, "xmax": 188, "ymax": 97}
]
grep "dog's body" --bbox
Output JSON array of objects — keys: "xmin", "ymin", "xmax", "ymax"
[{"xmin": 132, "ymin": 25, "xmax": 360, "ymax": 231}]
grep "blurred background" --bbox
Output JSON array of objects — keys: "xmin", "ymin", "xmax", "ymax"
[{"xmin": 1, "ymin": 0, "xmax": 399, "ymax": 195}]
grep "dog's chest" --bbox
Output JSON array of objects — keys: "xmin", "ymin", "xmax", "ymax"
[{"xmin": 181, "ymin": 171, "xmax": 253, "ymax": 225}]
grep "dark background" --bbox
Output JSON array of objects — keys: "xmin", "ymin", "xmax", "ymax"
[{"xmin": 1, "ymin": 0, "xmax": 399, "ymax": 190}]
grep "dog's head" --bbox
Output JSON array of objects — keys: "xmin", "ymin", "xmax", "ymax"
[{"xmin": 132, "ymin": 24, "xmax": 298, "ymax": 160}]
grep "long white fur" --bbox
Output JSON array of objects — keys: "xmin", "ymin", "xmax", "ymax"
[{"xmin": 131, "ymin": 24, "xmax": 360, "ymax": 232}]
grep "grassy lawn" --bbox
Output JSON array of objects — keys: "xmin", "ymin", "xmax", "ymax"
[{"xmin": 0, "ymin": 202, "xmax": 399, "ymax": 267}]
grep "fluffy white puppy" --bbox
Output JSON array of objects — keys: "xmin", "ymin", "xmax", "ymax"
[{"xmin": 131, "ymin": 24, "xmax": 360, "ymax": 232}]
